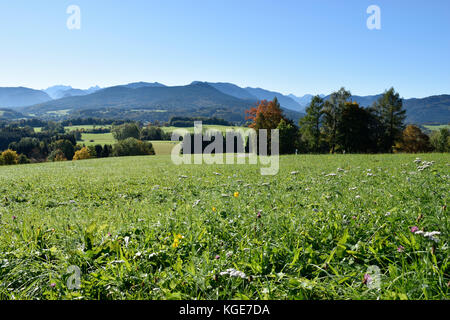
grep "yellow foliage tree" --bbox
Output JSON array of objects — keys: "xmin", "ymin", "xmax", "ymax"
[
  {"xmin": 1, "ymin": 149, "xmax": 19, "ymax": 165},
  {"xmin": 73, "ymin": 147, "xmax": 91, "ymax": 161},
  {"xmin": 394, "ymin": 125, "xmax": 431, "ymax": 153}
]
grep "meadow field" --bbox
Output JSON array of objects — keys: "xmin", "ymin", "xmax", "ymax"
[
  {"xmin": 0, "ymin": 153, "xmax": 448, "ymax": 300},
  {"xmin": 40, "ymin": 125, "xmax": 245, "ymax": 155}
]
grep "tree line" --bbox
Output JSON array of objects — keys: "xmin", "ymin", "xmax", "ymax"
[{"xmin": 246, "ymin": 87, "xmax": 449, "ymax": 154}]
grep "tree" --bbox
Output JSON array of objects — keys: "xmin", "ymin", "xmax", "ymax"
[
  {"xmin": 337, "ymin": 102, "xmax": 375, "ymax": 153},
  {"xmin": 323, "ymin": 88, "xmax": 351, "ymax": 153},
  {"xmin": 48, "ymin": 149, "xmax": 67, "ymax": 161},
  {"xmin": 277, "ymin": 118, "xmax": 299, "ymax": 154},
  {"xmin": 102, "ymin": 144, "xmax": 112, "ymax": 157},
  {"xmin": 9, "ymin": 137, "xmax": 40, "ymax": 158},
  {"xmin": 49, "ymin": 139, "xmax": 75, "ymax": 160},
  {"xmin": 430, "ymin": 128, "xmax": 450, "ymax": 152},
  {"xmin": 17, "ymin": 154, "xmax": 30, "ymax": 164},
  {"xmin": 299, "ymin": 95, "xmax": 324, "ymax": 152},
  {"xmin": 112, "ymin": 138, "xmax": 155, "ymax": 157},
  {"xmin": 73, "ymin": 147, "xmax": 91, "ymax": 160},
  {"xmin": 245, "ymin": 98, "xmax": 285, "ymax": 130},
  {"xmin": 394, "ymin": 125, "xmax": 431, "ymax": 153},
  {"xmin": 112, "ymin": 123, "xmax": 141, "ymax": 141},
  {"xmin": 1, "ymin": 149, "xmax": 18, "ymax": 165},
  {"xmin": 372, "ymin": 88, "xmax": 406, "ymax": 152},
  {"xmin": 94, "ymin": 145, "xmax": 103, "ymax": 158}
]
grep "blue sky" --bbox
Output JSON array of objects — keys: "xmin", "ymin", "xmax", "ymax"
[{"xmin": 0, "ymin": 0, "xmax": 449, "ymax": 98}]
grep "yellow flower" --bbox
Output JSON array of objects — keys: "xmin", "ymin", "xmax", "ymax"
[
  {"xmin": 212, "ymin": 207, "xmax": 217, "ymax": 212},
  {"xmin": 234, "ymin": 192, "xmax": 239, "ymax": 198},
  {"xmin": 172, "ymin": 238, "xmax": 180, "ymax": 248},
  {"xmin": 175, "ymin": 234, "xmax": 184, "ymax": 240}
]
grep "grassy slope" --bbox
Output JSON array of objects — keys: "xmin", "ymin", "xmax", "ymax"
[{"xmin": 0, "ymin": 154, "xmax": 448, "ymax": 300}]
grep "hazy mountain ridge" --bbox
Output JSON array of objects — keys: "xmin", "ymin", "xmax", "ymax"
[
  {"xmin": 22, "ymin": 82, "xmax": 304, "ymax": 123},
  {"xmin": 0, "ymin": 87, "xmax": 52, "ymax": 108},
  {"xmin": 45, "ymin": 85, "xmax": 101, "ymax": 100},
  {"xmin": 0, "ymin": 82, "xmax": 448, "ymax": 124}
]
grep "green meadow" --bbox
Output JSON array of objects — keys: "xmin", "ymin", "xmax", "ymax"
[{"xmin": 0, "ymin": 153, "xmax": 448, "ymax": 300}]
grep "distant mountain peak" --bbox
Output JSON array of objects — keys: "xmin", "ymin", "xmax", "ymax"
[{"xmin": 123, "ymin": 82, "xmax": 166, "ymax": 89}]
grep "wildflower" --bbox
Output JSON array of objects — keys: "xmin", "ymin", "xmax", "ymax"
[
  {"xmin": 363, "ymin": 273, "xmax": 372, "ymax": 285},
  {"xmin": 414, "ymin": 231, "xmax": 441, "ymax": 243},
  {"xmin": 215, "ymin": 255, "xmax": 220, "ymax": 260},
  {"xmin": 124, "ymin": 236, "xmax": 130, "ymax": 248},
  {"xmin": 234, "ymin": 192, "xmax": 239, "ymax": 198},
  {"xmin": 410, "ymin": 226, "xmax": 419, "ymax": 233},
  {"xmin": 212, "ymin": 207, "xmax": 217, "ymax": 212},
  {"xmin": 172, "ymin": 234, "xmax": 184, "ymax": 248},
  {"xmin": 12, "ymin": 216, "xmax": 17, "ymax": 221},
  {"xmin": 397, "ymin": 245, "xmax": 405, "ymax": 252},
  {"xmin": 257, "ymin": 211, "xmax": 262, "ymax": 219},
  {"xmin": 220, "ymin": 268, "xmax": 246, "ymax": 279},
  {"xmin": 50, "ymin": 283, "xmax": 56, "ymax": 288}
]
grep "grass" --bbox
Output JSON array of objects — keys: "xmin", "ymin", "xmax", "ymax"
[
  {"xmin": 79, "ymin": 133, "xmax": 116, "ymax": 146},
  {"xmin": 0, "ymin": 153, "xmax": 448, "ymax": 300}
]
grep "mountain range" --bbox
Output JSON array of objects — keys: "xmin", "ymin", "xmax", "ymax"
[{"xmin": 0, "ymin": 82, "xmax": 448, "ymax": 125}]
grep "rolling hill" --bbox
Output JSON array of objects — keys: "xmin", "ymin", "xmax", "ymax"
[
  {"xmin": 0, "ymin": 87, "xmax": 51, "ymax": 108},
  {"xmin": 0, "ymin": 108, "xmax": 27, "ymax": 120},
  {"xmin": 23, "ymin": 82, "xmax": 304, "ymax": 123},
  {"xmin": 403, "ymin": 95, "xmax": 450, "ymax": 124}
]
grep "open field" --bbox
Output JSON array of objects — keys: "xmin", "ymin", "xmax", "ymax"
[
  {"xmin": 424, "ymin": 125, "xmax": 450, "ymax": 131},
  {"xmin": 75, "ymin": 125, "xmax": 243, "ymax": 154},
  {"xmin": 0, "ymin": 154, "xmax": 448, "ymax": 300},
  {"xmin": 79, "ymin": 133, "xmax": 116, "ymax": 146},
  {"xmin": 161, "ymin": 125, "xmax": 249, "ymax": 134},
  {"xmin": 65, "ymin": 125, "xmax": 112, "ymax": 131},
  {"xmin": 78, "ymin": 134, "xmax": 177, "ymax": 155}
]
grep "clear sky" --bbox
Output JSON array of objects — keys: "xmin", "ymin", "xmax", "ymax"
[{"xmin": 0, "ymin": 0, "xmax": 449, "ymax": 98}]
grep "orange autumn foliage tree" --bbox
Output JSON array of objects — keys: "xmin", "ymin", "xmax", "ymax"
[{"xmin": 245, "ymin": 98, "xmax": 285, "ymax": 130}]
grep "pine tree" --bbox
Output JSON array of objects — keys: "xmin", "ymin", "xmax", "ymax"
[
  {"xmin": 373, "ymin": 88, "xmax": 406, "ymax": 152},
  {"xmin": 323, "ymin": 88, "xmax": 351, "ymax": 153},
  {"xmin": 299, "ymin": 95, "xmax": 324, "ymax": 153}
]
